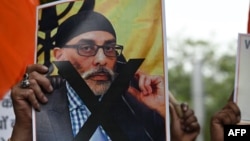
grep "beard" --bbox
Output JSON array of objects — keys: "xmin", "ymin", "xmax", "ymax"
[{"xmin": 81, "ymin": 67, "xmax": 116, "ymax": 96}]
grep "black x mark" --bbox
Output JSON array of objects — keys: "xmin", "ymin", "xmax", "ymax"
[{"xmin": 54, "ymin": 59, "xmax": 144, "ymax": 141}]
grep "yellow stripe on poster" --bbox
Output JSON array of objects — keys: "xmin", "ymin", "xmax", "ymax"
[{"xmin": 95, "ymin": 0, "xmax": 164, "ymax": 75}]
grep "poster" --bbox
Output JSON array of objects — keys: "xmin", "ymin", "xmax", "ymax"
[
  {"xmin": 234, "ymin": 33, "xmax": 250, "ymax": 124},
  {"xmin": 33, "ymin": 0, "xmax": 168, "ymax": 140}
]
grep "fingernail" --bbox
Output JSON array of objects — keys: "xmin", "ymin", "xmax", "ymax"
[
  {"xmin": 181, "ymin": 103, "xmax": 188, "ymax": 111},
  {"xmin": 36, "ymin": 103, "xmax": 41, "ymax": 112},
  {"xmin": 43, "ymin": 96, "xmax": 48, "ymax": 103},
  {"xmin": 42, "ymin": 65, "xmax": 48, "ymax": 70},
  {"xmin": 48, "ymin": 85, "xmax": 53, "ymax": 92}
]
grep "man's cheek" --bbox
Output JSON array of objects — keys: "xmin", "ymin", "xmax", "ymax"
[{"xmin": 71, "ymin": 60, "xmax": 83, "ymax": 71}]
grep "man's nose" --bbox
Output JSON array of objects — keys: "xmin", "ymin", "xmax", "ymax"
[{"xmin": 93, "ymin": 48, "xmax": 107, "ymax": 66}]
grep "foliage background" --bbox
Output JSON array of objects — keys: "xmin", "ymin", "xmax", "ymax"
[{"xmin": 168, "ymin": 35, "xmax": 237, "ymax": 141}]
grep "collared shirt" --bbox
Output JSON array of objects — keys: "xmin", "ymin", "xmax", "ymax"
[{"xmin": 66, "ymin": 82, "xmax": 111, "ymax": 140}]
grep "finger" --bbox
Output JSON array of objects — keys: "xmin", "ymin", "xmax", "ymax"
[
  {"xmin": 29, "ymin": 71, "xmax": 53, "ymax": 93},
  {"xmin": 29, "ymin": 79, "xmax": 48, "ymax": 104},
  {"xmin": 181, "ymin": 103, "xmax": 189, "ymax": 112},
  {"xmin": 185, "ymin": 122, "xmax": 200, "ymax": 133},
  {"xmin": 181, "ymin": 106, "xmax": 197, "ymax": 129},
  {"xmin": 222, "ymin": 102, "xmax": 241, "ymax": 123},
  {"xmin": 138, "ymin": 74, "xmax": 148, "ymax": 95},
  {"xmin": 222, "ymin": 109, "xmax": 240, "ymax": 124},
  {"xmin": 139, "ymin": 75, "xmax": 163, "ymax": 95},
  {"xmin": 128, "ymin": 86, "xmax": 141, "ymax": 101},
  {"xmin": 211, "ymin": 111, "xmax": 225, "ymax": 125},
  {"xmin": 13, "ymin": 87, "xmax": 40, "ymax": 111},
  {"xmin": 143, "ymin": 76, "xmax": 153, "ymax": 94},
  {"xmin": 214, "ymin": 109, "xmax": 239, "ymax": 125},
  {"xmin": 169, "ymin": 91, "xmax": 179, "ymax": 105},
  {"xmin": 26, "ymin": 64, "xmax": 48, "ymax": 74},
  {"xmin": 183, "ymin": 113, "xmax": 198, "ymax": 128},
  {"xmin": 182, "ymin": 107, "xmax": 194, "ymax": 120},
  {"xmin": 226, "ymin": 101, "xmax": 241, "ymax": 118},
  {"xmin": 25, "ymin": 89, "xmax": 41, "ymax": 111},
  {"xmin": 169, "ymin": 103, "xmax": 180, "ymax": 122},
  {"xmin": 219, "ymin": 112, "xmax": 233, "ymax": 125}
]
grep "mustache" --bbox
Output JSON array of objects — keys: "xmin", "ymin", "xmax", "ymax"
[{"xmin": 81, "ymin": 67, "xmax": 115, "ymax": 80}]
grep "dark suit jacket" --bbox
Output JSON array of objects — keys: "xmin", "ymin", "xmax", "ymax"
[{"xmin": 35, "ymin": 83, "xmax": 166, "ymax": 141}]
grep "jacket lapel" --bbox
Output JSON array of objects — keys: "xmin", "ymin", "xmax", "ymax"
[{"xmin": 47, "ymin": 85, "xmax": 74, "ymax": 141}]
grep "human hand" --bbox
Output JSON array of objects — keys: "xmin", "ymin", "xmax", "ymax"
[
  {"xmin": 10, "ymin": 64, "xmax": 53, "ymax": 141},
  {"xmin": 210, "ymin": 101, "xmax": 240, "ymax": 141},
  {"xmin": 128, "ymin": 71, "xmax": 165, "ymax": 117},
  {"xmin": 170, "ymin": 103, "xmax": 200, "ymax": 141}
]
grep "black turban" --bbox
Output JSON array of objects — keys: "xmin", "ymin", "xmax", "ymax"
[{"xmin": 55, "ymin": 11, "xmax": 116, "ymax": 47}]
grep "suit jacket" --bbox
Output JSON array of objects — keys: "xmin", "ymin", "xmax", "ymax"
[{"xmin": 35, "ymin": 82, "xmax": 166, "ymax": 141}]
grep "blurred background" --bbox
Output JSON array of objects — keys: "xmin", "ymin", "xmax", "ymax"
[{"xmin": 165, "ymin": 0, "xmax": 249, "ymax": 141}]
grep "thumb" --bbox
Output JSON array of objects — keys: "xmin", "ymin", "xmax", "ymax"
[
  {"xmin": 169, "ymin": 103, "xmax": 179, "ymax": 122},
  {"xmin": 128, "ymin": 86, "xmax": 141, "ymax": 100}
]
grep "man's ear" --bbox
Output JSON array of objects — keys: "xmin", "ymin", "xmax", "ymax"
[{"xmin": 53, "ymin": 47, "xmax": 63, "ymax": 60}]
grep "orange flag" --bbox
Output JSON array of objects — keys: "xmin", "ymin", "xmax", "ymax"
[{"xmin": 0, "ymin": 0, "xmax": 39, "ymax": 99}]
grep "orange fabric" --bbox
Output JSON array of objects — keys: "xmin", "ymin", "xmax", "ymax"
[{"xmin": 0, "ymin": 0, "xmax": 39, "ymax": 99}]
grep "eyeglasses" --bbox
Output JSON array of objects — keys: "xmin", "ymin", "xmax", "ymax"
[{"xmin": 63, "ymin": 44, "xmax": 123, "ymax": 57}]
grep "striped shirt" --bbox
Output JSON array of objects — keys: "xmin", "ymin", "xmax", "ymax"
[{"xmin": 66, "ymin": 82, "xmax": 111, "ymax": 140}]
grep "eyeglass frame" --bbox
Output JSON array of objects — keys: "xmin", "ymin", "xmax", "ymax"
[{"xmin": 62, "ymin": 44, "xmax": 124, "ymax": 57}]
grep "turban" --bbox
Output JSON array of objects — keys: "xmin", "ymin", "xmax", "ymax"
[{"xmin": 55, "ymin": 11, "xmax": 116, "ymax": 47}]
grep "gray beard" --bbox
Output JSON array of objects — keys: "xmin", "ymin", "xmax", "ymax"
[
  {"xmin": 81, "ymin": 67, "xmax": 115, "ymax": 96},
  {"xmin": 85, "ymin": 80, "xmax": 111, "ymax": 96}
]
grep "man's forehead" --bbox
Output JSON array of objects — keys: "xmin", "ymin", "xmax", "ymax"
[
  {"xmin": 77, "ymin": 39, "xmax": 116, "ymax": 44},
  {"xmin": 66, "ymin": 31, "xmax": 116, "ymax": 45}
]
